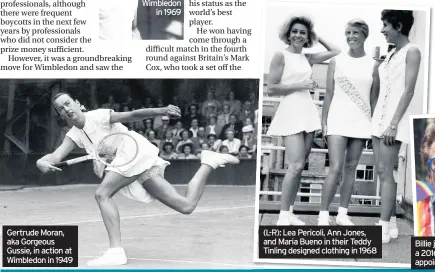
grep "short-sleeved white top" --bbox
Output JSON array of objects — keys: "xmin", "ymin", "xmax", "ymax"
[
  {"xmin": 66, "ymin": 109, "xmax": 169, "ymax": 204},
  {"xmin": 66, "ymin": 109, "xmax": 161, "ymax": 177}
]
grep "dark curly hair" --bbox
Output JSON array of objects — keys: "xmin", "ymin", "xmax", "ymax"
[
  {"xmin": 163, "ymin": 142, "xmax": 174, "ymax": 151},
  {"xmin": 381, "ymin": 10, "xmax": 414, "ymax": 37},
  {"xmin": 279, "ymin": 16, "xmax": 317, "ymax": 48}
]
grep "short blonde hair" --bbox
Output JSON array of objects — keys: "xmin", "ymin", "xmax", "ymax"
[
  {"xmin": 346, "ymin": 18, "xmax": 369, "ymax": 38},
  {"xmin": 278, "ymin": 16, "xmax": 317, "ymax": 48}
]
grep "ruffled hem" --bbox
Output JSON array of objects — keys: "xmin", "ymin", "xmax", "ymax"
[
  {"xmin": 267, "ymin": 127, "xmax": 320, "ymax": 137},
  {"xmin": 327, "ymin": 132, "xmax": 371, "ymax": 140}
]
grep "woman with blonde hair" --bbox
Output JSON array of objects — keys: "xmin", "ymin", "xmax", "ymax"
[
  {"xmin": 266, "ymin": 15, "xmax": 340, "ymax": 225},
  {"xmin": 319, "ymin": 19, "xmax": 380, "ymax": 226}
]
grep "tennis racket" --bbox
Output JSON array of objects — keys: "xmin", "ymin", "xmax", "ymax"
[{"xmin": 53, "ymin": 132, "xmax": 139, "ymax": 168}]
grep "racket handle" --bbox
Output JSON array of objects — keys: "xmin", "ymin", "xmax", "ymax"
[{"xmin": 53, "ymin": 161, "xmax": 67, "ymax": 167}]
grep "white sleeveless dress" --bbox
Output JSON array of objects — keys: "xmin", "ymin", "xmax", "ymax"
[
  {"xmin": 66, "ymin": 109, "xmax": 169, "ymax": 204},
  {"xmin": 371, "ymin": 43, "xmax": 418, "ymax": 144},
  {"xmin": 327, "ymin": 53, "xmax": 375, "ymax": 139},
  {"xmin": 266, "ymin": 50, "xmax": 321, "ymax": 136}
]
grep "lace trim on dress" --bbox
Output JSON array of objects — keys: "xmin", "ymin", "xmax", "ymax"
[
  {"xmin": 137, "ymin": 165, "xmax": 161, "ymax": 183},
  {"xmin": 335, "ymin": 75, "xmax": 372, "ymax": 121}
]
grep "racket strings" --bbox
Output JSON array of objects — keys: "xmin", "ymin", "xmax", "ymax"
[
  {"xmin": 96, "ymin": 135, "xmax": 124, "ymax": 163},
  {"xmin": 96, "ymin": 133, "xmax": 138, "ymax": 167}
]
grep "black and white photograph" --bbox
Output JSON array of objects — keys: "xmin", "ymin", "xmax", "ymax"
[
  {"xmin": 0, "ymin": 78, "xmax": 258, "ymax": 268},
  {"xmin": 255, "ymin": 2, "xmax": 430, "ymax": 267},
  {"xmin": 99, "ymin": 0, "xmax": 184, "ymax": 41}
]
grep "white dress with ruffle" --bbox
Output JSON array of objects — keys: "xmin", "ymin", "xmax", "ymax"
[
  {"xmin": 266, "ymin": 50, "xmax": 321, "ymax": 137},
  {"xmin": 66, "ymin": 109, "xmax": 169, "ymax": 203}
]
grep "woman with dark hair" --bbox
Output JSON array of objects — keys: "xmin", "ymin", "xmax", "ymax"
[
  {"xmin": 207, "ymin": 134, "xmax": 222, "ymax": 152},
  {"xmin": 197, "ymin": 142, "xmax": 211, "ymax": 159},
  {"xmin": 319, "ymin": 19, "xmax": 380, "ymax": 226},
  {"xmin": 160, "ymin": 142, "xmax": 178, "ymax": 160},
  {"xmin": 219, "ymin": 145, "xmax": 230, "ymax": 154},
  {"xmin": 176, "ymin": 129, "xmax": 194, "ymax": 153},
  {"xmin": 143, "ymin": 118, "xmax": 154, "ymax": 134},
  {"xmin": 177, "ymin": 142, "xmax": 198, "ymax": 160},
  {"xmin": 36, "ymin": 93, "xmax": 239, "ymax": 266},
  {"xmin": 371, "ymin": 10, "xmax": 421, "ymax": 243},
  {"xmin": 266, "ymin": 15, "xmax": 340, "ymax": 226},
  {"xmin": 238, "ymin": 145, "xmax": 252, "ymax": 159}
]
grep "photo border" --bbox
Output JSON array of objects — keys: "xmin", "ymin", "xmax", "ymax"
[{"xmin": 253, "ymin": 1, "xmax": 432, "ymax": 268}]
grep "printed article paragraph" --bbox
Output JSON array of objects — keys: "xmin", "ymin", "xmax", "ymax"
[
  {"xmin": 0, "ymin": 0, "xmax": 120, "ymax": 72},
  {"xmin": 0, "ymin": 0, "xmax": 259, "ymax": 77}
]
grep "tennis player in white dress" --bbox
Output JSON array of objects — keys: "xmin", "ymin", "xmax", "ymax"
[
  {"xmin": 371, "ymin": 10, "xmax": 421, "ymax": 244},
  {"xmin": 266, "ymin": 15, "xmax": 340, "ymax": 226},
  {"xmin": 319, "ymin": 19, "xmax": 379, "ymax": 226},
  {"xmin": 36, "ymin": 93, "xmax": 239, "ymax": 265}
]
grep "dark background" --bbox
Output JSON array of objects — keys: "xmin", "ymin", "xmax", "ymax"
[
  {"xmin": 0, "ymin": 78, "xmax": 259, "ymax": 154},
  {"xmin": 137, "ymin": 0, "xmax": 184, "ymax": 40}
]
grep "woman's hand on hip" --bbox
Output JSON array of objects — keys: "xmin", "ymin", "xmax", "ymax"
[{"xmin": 301, "ymin": 80, "xmax": 317, "ymax": 91}]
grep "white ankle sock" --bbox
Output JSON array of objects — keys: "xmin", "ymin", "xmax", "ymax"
[
  {"xmin": 279, "ymin": 210, "xmax": 289, "ymax": 219},
  {"xmin": 379, "ymin": 220, "xmax": 389, "ymax": 231},
  {"xmin": 289, "ymin": 205, "xmax": 294, "ymax": 213},
  {"xmin": 338, "ymin": 207, "xmax": 348, "ymax": 216},
  {"xmin": 390, "ymin": 216, "xmax": 397, "ymax": 227}
]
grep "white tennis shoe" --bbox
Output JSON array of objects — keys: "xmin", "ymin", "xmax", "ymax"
[
  {"xmin": 201, "ymin": 150, "xmax": 240, "ymax": 169},
  {"xmin": 277, "ymin": 214, "xmax": 306, "ymax": 226},
  {"xmin": 375, "ymin": 223, "xmax": 391, "ymax": 244},
  {"xmin": 87, "ymin": 248, "xmax": 127, "ymax": 266},
  {"xmin": 317, "ymin": 216, "xmax": 331, "ymax": 226},
  {"xmin": 336, "ymin": 214, "xmax": 354, "ymax": 226},
  {"xmin": 389, "ymin": 224, "xmax": 399, "ymax": 239}
]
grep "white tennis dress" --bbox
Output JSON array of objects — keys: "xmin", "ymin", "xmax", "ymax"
[
  {"xmin": 66, "ymin": 109, "xmax": 169, "ymax": 203},
  {"xmin": 371, "ymin": 43, "xmax": 418, "ymax": 144},
  {"xmin": 99, "ymin": 0, "xmax": 138, "ymax": 40},
  {"xmin": 266, "ymin": 50, "xmax": 321, "ymax": 136},
  {"xmin": 327, "ymin": 53, "xmax": 375, "ymax": 139}
]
